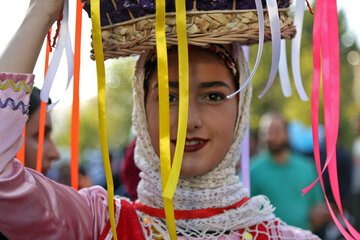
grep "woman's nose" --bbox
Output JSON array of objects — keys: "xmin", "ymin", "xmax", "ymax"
[
  {"xmin": 187, "ymin": 101, "xmax": 202, "ymax": 131},
  {"xmin": 46, "ymin": 138, "xmax": 60, "ymax": 161}
]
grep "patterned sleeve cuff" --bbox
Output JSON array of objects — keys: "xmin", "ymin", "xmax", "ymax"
[
  {"xmin": 0, "ymin": 72, "xmax": 34, "ymax": 115},
  {"xmin": 0, "ymin": 72, "xmax": 34, "ymax": 92},
  {"xmin": 0, "ymin": 72, "xmax": 34, "ymax": 173}
]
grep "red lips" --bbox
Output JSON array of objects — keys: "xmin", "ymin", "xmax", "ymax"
[{"xmin": 171, "ymin": 137, "xmax": 209, "ymax": 152}]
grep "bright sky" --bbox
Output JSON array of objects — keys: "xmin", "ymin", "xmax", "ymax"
[
  {"xmin": 0, "ymin": 0, "xmax": 359, "ymax": 108},
  {"xmin": 0, "ymin": 0, "xmax": 98, "ymax": 108}
]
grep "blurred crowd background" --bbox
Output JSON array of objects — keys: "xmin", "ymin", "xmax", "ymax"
[{"xmin": 40, "ymin": 8, "xmax": 360, "ymax": 240}]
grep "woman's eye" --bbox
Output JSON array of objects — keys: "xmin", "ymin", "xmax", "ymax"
[
  {"xmin": 169, "ymin": 94, "xmax": 179, "ymax": 103},
  {"xmin": 205, "ymin": 93, "xmax": 225, "ymax": 102}
]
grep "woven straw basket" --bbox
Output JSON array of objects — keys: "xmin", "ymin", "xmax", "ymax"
[{"xmin": 83, "ymin": 0, "xmax": 296, "ymax": 59}]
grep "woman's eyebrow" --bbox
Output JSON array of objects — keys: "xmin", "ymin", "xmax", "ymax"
[
  {"xmin": 200, "ymin": 81, "xmax": 232, "ymax": 91},
  {"xmin": 152, "ymin": 81, "xmax": 230, "ymax": 90},
  {"xmin": 152, "ymin": 81, "xmax": 179, "ymax": 90}
]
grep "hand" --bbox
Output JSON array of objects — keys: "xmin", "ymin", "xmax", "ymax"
[
  {"xmin": 29, "ymin": 0, "xmax": 65, "ymax": 25},
  {"xmin": 310, "ymin": 203, "xmax": 332, "ymax": 231}
]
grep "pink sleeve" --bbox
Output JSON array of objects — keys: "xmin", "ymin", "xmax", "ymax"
[{"xmin": 0, "ymin": 73, "xmax": 109, "ymax": 239}]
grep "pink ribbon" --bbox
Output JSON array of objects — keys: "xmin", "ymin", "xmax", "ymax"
[{"xmin": 304, "ymin": 0, "xmax": 360, "ymax": 238}]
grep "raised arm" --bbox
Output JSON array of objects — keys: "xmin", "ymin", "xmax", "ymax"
[
  {"xmin": 0, "ymin": 2, "xmax": 111, "ymax": 239},
  {"xmin": 0, "ymin": 0, "xmax": 64, "ymax": 73}
]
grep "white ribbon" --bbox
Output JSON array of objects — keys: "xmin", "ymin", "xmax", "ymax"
[
  {"xmin": 291, "ymin": 0, "xmax": 309, "ymax": 101},
  {"xmin": 258, "ymin": 0, "xmax": 281, "ymax": 99},
  {"xmin": 227, "ymin": 0, "xmax": 264, "ymax": 99},
  {"xmin": 239, "ymin": 45, "xmax": 251, "ymax": 194},
  {"xmin": 241, "ymin": 125, "xmax": 250, "ymax": 194},
  {"xmin": 40, "ymin": 0, "xmax": 74, "ymax": 110},
  {"xmin": 278, "ymin": 39, "xmax": 292, "ymax": 97}
]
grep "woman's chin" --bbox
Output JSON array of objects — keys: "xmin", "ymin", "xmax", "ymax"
[{"xmin": 179, "ymin": 162, "xmax": 209, "ymax": 177}]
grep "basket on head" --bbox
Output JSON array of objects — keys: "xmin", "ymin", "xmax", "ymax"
[{"xmin": 82, "ymin": 0, "xmax": 296, "ymax": 59}]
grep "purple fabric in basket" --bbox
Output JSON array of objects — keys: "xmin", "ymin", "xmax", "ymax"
[{"xmin": 83, "ymin": 0, "xmax": 291, "ymax": 26}]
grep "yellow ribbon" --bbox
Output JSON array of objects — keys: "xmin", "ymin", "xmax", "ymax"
[
  {"xmin": 156, "ymin": 0, "xmax": 170, "ymax": 192},
  {"xmin": 156, "ymin": 0, "xmax": 189, "ymax": 239},
  {"xmin": 90, "ymin": 1, "xmax": 118, "ymax": 239}
]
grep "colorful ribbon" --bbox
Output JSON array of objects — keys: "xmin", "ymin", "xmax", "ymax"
[
  {"xmin": 241, "ymin": 124, "xmax": 250, "ymax": 193},
  {"xmin": 291, "ymin": 0, "xmax": 309, "ymax": 101},
  {"xmin": 239, "ymin": 45, "xmax": 250, "ymax": 194},
  {"xmin": 154, "ymin": 0, "xmax": 172, "ymax": 237},
  {"xmin": 40, "ymin": 0, "xmax": 74, "ymax": 111},
  {"xmin": 154, "ymin": 0, "xmax": 189, "ymax": 238},
  {"xmin": 227, "ymin": 0, "xmax": 264, "ymax": 99},
  {"xmin": 303, "ymin": 0, "xmax": 360, "ymax": 238},
  {"xmin": 36, "ymin": 25, "xmax": 52, "ymax": 173},
  {"xmin": 278, "ymin": 39, "xmax": 292, "ymax": 97},
  {"xmin": 163, "ymin": 0, "xmax": 189, "ymax": 238},
  {"xmin": 70, "ymin": 0, "xmax": 83, "ymax": 190},
  {"xmin": 36, "ymin": 101, "xmax": 48, "ymax": 172},
  {"xmin": 90, "ymin": 0, "xmax": 117, "ymax": 239},
  {"xmin": 321, "ymin": 0, "xmax": 360, "ymax": 237},
  {"xmin": 258, "ymin": 0, "xmax": 281, "ymax": 99},
  {"xmin": 16, "ymin": 127, "xmax": 26, "ymax": 165}
]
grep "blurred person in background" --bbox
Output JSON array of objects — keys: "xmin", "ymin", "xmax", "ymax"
[
  {"xmin": 351, "ymin": 116, "xmax": 360, "ymax": 189},
  {"xmin": 351, "ymin": 115, "xmax": 360, "ymax": 231},
  {"xmin": 24, "ymin": 87, "xmax": 60, "ymax": 174},
  {"xmin": 249, "ymin": 130, "xmax": 260, "ymax": 158},
  {"xmin": 250, "ymin": 112, "xmax": 325, "ymax": 231},
  {"xmin": 78, "ymin": 166, "xmax": 94, "ymax": 189}
]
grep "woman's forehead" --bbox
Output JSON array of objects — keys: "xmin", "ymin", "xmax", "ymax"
[
  {"xmin": 148, "ymin": 62, "xmax": 236, "ymax": 92},
  {"xmin": 167, "ymin": 48, "xmax": 225, "ymax": 64},
  {"xmin": 143, "ymin": 44, "xmax": 239, "ymax": 91}
]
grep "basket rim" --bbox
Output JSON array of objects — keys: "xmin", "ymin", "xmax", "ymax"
[{"xmin": 101, "ymin": 8, "xmax": 290, "ymax": 30}]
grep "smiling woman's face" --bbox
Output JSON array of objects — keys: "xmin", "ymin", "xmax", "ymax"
[{"xmin": 145, "ymin": 49, "xmax": 238, "ymax": 177}]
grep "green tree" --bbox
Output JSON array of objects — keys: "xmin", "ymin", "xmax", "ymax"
[{"xmin": 55, "ymin": 56, "xmax": 136, "ymax": 162}]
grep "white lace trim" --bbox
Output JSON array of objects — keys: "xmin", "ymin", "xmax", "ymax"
[{"xmin": 136, "ymin": 212, "xmax": 320, "ymax": 240}]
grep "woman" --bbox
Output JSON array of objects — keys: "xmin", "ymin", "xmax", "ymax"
[
  {"xmin": 0, "ymin": 0, "xmax": 319, "ymax": 239},
  {"xmin": 25, "ymin": 87, "xmax": 60, "ymax": 174}
]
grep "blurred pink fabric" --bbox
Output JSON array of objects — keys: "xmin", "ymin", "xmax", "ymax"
[{"xmin": 0, "ymin": 73, "xmax": 110, "ymax": 239}]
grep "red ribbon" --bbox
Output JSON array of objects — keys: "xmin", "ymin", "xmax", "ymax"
[
  {"xmin": 305, "ymin": 0, "xmax": 314, "ymax": 15},
  {"xmin": 134, "ymin": 197, "xmax": 250, "ymax": 220}
]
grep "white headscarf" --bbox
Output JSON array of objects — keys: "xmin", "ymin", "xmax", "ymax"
[
  {"xmin": 130, "ymin": 44, "xmax": 276, "ymax": 237},
  {"xmin": 126, "ymin": 42, "xmax": 320, "ymax": 240}
]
